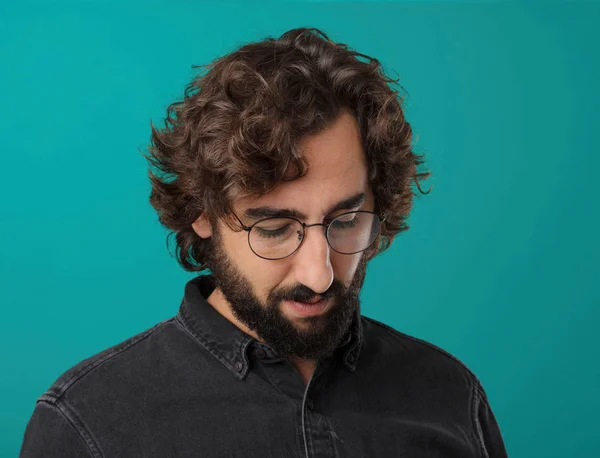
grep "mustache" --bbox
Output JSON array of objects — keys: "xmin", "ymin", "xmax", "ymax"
[{"xmin": 272, "ymin": 280, "xmax": 345, "ymax": 304}]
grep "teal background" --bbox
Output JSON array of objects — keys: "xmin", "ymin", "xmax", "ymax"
[{"xmin": 1, "ymin": 1, "xmax": 598, "ymax": 456}]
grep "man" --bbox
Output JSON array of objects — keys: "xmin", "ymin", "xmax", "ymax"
[{"xmin": 20, "ymin": 28, "xmax": 507, "ymax": 457}]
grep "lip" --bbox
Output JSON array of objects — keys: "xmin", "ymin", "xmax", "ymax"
[{"xmin": 284, "ymin": 297, "xmax": 330, "ymax": 318}]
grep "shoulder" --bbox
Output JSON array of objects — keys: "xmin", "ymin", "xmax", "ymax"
[
  {"xmin": 21, "ymin": 318, "xmax": 184, "ymax": 456},
  {"xmin": 39, "ymin": 317, "xmax": 182, "ymax": 404},
  {"xmin": 357, "ymin": 317, "xmax": 505, "ymax": 456},
  {"xmin": 359, "ymin": 315, "xmax": 479, "ymax": 387}
]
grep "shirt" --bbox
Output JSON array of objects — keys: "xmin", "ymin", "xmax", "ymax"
[{"xmin": 19, "ymin": 274, "xmax": 508, "ymax": 458}]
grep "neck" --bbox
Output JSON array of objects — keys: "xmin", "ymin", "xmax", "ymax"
[{"xmin": 287, "ymin": 356, "xmax": 317, "ymax": 385}]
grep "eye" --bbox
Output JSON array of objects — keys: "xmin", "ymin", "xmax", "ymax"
[
  {"xmin": 255, "ymin": 224, "xmax": 291, "ymax": 237},
  {"xmin": 252, "ymin": 218, "xmax": 302, "ymax": 240},
  {"xmin": 330, "ymin": 212, "xmax": 360, "ymax": 230}
]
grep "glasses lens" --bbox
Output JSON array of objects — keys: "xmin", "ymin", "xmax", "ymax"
[
  {"xmin": 249, "ymin": 218, "xmax": 304, "ymax": 259},
  {"xmin": 327, "ymin": 211, "xmax": 381, "ymax": 254}
]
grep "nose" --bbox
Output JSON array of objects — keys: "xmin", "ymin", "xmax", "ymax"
[{"xmin": 293, "ymin": 225, "xmax": 334, "ymax": 295}]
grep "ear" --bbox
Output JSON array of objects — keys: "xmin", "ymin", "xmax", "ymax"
[{"xmin": 192, "ymin": 211, "xmax": 213, "ymax": 239}]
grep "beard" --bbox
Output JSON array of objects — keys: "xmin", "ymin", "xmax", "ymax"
[{"xmin": 204, "ymin": 225, "xmax": 369, "ymax": 360}]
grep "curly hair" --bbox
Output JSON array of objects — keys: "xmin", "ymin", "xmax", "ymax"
[{"xmin": 143, "ymin": 27, "xmax": 431, "ymax": 272}]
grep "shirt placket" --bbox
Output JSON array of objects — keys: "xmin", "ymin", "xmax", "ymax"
[
  {"xmin": 302, "ymin": 361, "xmax": 341, "ymax": 458},
  {"xmin": 256, "ymin": 354, "xmax": 339, "ymax": 458}
]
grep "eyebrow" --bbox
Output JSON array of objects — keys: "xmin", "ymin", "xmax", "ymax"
[{"xmin": 243, "ymin": 191, "xmax": 367, "ymax": 221}]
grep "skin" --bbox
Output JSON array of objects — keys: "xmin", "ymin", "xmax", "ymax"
[{"xmin": 192, "ymin": 108, "xmax": 376, "ymax": 383}]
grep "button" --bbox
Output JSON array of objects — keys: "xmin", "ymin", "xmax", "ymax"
[
  {"xmin": 234, "ymin": 361, "xmax": 243, "ymax": 372},
  {"xmin": 254, "ymin": 348, "xmax": 266, "ymax": 359}
]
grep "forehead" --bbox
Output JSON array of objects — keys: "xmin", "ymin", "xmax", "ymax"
[
  {"xmin": 238, "ymin": 110, "xmax": 371, "ymax": 216},
  {"xmin": 297, "ymin": 109, "xmax": 367, "ymax": 181}
]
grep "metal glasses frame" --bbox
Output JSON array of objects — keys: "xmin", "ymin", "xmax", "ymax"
[{"xmin": 230, "ymin": 210, "xmax": 387, "ymax": 261}]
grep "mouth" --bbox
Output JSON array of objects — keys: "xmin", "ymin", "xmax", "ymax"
[{"xmin": 283, "ymin": 297, "xmax": 330, "ymax": 318}]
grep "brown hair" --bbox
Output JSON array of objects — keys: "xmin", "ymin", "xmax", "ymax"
[{"xmin": 143, "ymin": 27, "xmax": 431, "ymax": 272}]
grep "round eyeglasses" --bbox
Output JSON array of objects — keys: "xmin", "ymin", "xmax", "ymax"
[{"xmin": 231, "ymin": 210, "xmax": 386, "ymax": 261}]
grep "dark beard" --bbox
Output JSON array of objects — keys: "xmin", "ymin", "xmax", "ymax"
[{"xmin": 204, "ymin": 226, "xmax": 368, "ymax": 360}]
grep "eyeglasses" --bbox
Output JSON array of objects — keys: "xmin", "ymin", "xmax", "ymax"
[{"xmin": 231, "ymin": 210, "xmax": 386, "ymax": 261}]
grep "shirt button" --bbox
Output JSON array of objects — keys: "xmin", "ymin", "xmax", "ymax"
[
  {"xmin": 234, "ymin": 361, "xmax": 243, "ymax": 372},
  {"xmin": 255, "ymin": 349, "xmax": 266, "ymax": 359}
]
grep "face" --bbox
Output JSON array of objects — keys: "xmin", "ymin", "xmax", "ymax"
[{"xmin": 194, "ymin": 109, "xmax": 376, "ymax": 360}]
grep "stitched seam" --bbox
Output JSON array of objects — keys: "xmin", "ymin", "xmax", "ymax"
[
  {"xmin": 56, "ymin": 398, "xmax": 104, "ymax": 458},
  {"xmin": 304, "ymin": 411, "xmax": 315, "ymax": 458},
  {"xmin": 237, "ymin": 332, "xmax": 253, "ymax": 371},
  {"xmin": 323, "ymin": 414, "xmax": 340, "ymax": 458},
  {"xmin": 47, "ymin": 319, "xmax": 171, "ymax": 401},
  {"xmin": 174, "ymin": 311, "xmax": 242, "ymax": 374},
  {"xmin": 175, "ymin": 311, "xmax": 227, "ymax": 364},
  {"xmin": 344, "ymin": 342, "xmax": 360, "ymax": 371},
  {"xmin": 37, "ymin": 400, "xmax": 102, "ymax": 458},
  {"xmin": 293, "ymin": 402, "xmax": 306, "ymax": 458},
  {"xmin": 471, "ymin": 381, "xmax": 488, "ymax": 458}
]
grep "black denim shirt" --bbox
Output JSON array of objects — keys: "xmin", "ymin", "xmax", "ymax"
[{"xmin": 20, "ymin": 275, "xmax": 508, "ymax": 458}]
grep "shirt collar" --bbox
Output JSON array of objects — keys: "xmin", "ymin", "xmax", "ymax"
[{"xmin": 176, "ymin": 275, "xmax": 363, "ymax": 379}]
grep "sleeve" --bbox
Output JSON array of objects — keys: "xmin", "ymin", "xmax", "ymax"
[
  {"xmin": 19, "ymin": 401, "xmax": 94, "ymax": 458},
  {"xmin": 473, "ymin": 378, "xmax": 509, "ymax": 458}
]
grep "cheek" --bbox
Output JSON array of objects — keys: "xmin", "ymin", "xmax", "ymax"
[
  {"xmin": 250, "ymin": 262, "xmax": 286, "ymax": 296},
  {"xmin": 232, "ymin": 240, "xmax": 288, "ymax": 298},
  {"xmin": 331, "ymin": 253, "xmax": 362, "ymax": 286}
]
